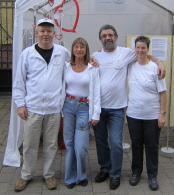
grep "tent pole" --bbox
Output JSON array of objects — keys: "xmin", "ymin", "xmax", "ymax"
[{"xmin": 161, "ymin": 14, "xmax": 174, "ymax": 158}]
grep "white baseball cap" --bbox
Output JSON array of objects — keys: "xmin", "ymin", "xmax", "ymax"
[{"xmin": 36, "ymin": 18, "xmax": 54, "ymax": 26}]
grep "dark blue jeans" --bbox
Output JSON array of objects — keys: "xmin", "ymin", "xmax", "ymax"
[
  {"xmin": 127, "ymin": 116, "xmax": 161, "ymax": 179},
  {"xmin": 93, "ymin": 108, "xmax": 124, "ymax": 178}
]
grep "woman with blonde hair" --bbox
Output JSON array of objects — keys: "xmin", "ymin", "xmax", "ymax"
[{"xmin": 62, "ymin": 37, "xmax": 101, "ymax": 189}]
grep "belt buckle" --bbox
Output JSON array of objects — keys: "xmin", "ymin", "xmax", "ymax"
[{"xmin": 75, "ymin": 97, "xmax": 81, "ymax": 101}]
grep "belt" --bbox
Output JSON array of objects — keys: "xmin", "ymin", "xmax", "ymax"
[{"xmin": 66, "ymin": 94, "xmax": 89, "ymax": 103}]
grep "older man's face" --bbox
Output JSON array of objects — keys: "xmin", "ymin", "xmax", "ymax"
[{"xmin": 100, "ymin": 29, "xmax": 118, "ymax": 51}]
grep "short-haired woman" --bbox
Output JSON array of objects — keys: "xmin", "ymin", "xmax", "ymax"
[{"xmin": 126, "ymin": 36, "xmax": 167, "ymax": 191}]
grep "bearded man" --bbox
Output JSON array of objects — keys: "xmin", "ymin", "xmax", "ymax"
[{"xmin": 92, "ymin": 24, "xmax": 165, "ymax": 190}]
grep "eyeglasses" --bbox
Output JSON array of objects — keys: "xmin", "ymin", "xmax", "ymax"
[
  {"xmin": 101, "ymin": 34, "xmax": 114, "ymax": 39},
  {"xmin": 73, "ymin": 45, "xmax": 86, "ymax": 50}
]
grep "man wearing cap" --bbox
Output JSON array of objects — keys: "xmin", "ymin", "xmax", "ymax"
[{"xmin": 13, "ymin": 18, "xmax": 70, "ymax": 191}]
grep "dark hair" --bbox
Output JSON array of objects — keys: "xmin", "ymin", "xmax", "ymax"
[
  {"xmin": 135, "ymin": 36, "xmax": 150, "ymax": 49},
  {"xmin": 70, "ymin": 37, "xmax": 90, "ymax": 65},
  {"xmin": 99, "ymin": 24, "xmax": 118, "ymax": 40}
]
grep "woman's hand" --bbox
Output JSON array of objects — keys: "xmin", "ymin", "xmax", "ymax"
[
  {"xmin": 158, "ymin": 113, "xmax": 166, "ymax": 128},
  {"xmin": 91, "ymin": 120, "xmax": 99, "ymax": 126}
]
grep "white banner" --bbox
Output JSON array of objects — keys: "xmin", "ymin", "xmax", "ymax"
[{"xmin": 95, "ymin": 0, "xmax": 125, "ymax": 10}]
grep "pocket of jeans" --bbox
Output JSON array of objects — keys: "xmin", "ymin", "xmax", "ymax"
[{"xmin": 78, "ymin": 122, "xmax": 89, "ymax": 131}]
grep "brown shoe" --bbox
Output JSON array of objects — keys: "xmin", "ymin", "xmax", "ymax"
[
  {"xmin": 45, "ymin": 177, "xmax": 58, "ymax": 190},
  {"xmin": 14, "ymin": 178, "xmax": 30, "ymax": 192}
]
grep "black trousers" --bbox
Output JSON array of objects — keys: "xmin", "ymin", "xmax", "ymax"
[{"xmin": 127, "ymin": 116, "xmax": 161, "ymax": 179}]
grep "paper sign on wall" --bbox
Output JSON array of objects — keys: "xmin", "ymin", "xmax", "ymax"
[
  {"xmin": 131, "ymin": 37, "xmax": 168, "ymax": 61},
  {"xmin": 151, "ymin": 37, "xmax": 168, "ymax": 61}
]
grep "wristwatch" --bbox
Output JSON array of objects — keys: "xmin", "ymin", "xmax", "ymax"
[
  {"xmin": 160, "ymin": 112, "xmax": 166, "ymax": 115},
  {"xmin": 156, "ymin": 59, "xmax": 162, "ymax": 65}
]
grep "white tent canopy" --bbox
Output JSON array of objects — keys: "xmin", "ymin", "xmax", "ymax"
[
  {"xmin": 151, "ymin": 0, "xmax": 174, "ymax": 13},
  {"xmin": 3, "ymin": 0, "xmax": 64, "ymax": 167},
  {"xmin": 3, "ymin": 0, "xmax": 174, "ymax": 167}
]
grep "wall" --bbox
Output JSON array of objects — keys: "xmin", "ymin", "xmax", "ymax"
[{"xmin": 59, "ymin": 0, "xmax": 172, "ymax": 53}]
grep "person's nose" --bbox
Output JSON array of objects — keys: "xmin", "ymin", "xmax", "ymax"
[
  {"xmin": 43, "ymin": 31, "xmax": 49, "ymax": 35},
  {"xmin": 106, "ymin": 35, "xmax": 111, "ymax": 39}
]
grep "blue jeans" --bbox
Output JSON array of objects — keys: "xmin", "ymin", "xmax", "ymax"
[
  {"xmin": 93, "ymin": 108, "xmax": 124, "ymax": 178},
  {"xmin": 127, "ymin": 116, "xmax": 161, "ymax": 179},
  {"xmin": 63, "ymin": 97, "xmax": 90, "ymax": 185}
]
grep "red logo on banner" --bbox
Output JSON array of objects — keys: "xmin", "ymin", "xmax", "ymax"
[
  {"xmin": 55, "ymin": 34, "xmax": 63, "ymax": 40},
  {"xmin": 54, "ymin": 0, "xmax": 80, "ymax": 33},
  {"xmin": 48, "ymin": 0, "xmax": 54, "ymax": 7}
]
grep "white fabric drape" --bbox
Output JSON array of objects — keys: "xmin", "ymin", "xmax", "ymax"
[{"xmin": 3, "ymin": 0, "xmax": 48, "ymax": 167}]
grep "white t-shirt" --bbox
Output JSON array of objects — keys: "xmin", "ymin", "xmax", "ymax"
[
  {"xmin": 65, "ymin": 66, "xmax": 90, "ymax": 97},
  {"xmin": 126, "ymin": 60, "xmax": 167, "ymax": 120},
  {"xmin": 92, "ymin": 47, "xmax": 136, "ymax": 109}
]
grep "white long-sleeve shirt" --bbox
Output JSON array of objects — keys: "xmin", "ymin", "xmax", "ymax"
[{"xmin": 13, "ymin": 43, "xmax": 70, "ymax": 115}]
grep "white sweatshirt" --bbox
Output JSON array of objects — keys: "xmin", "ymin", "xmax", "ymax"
[{"xmin": 13, "ymin": 43, "xmax": 70, "ymax": 115}]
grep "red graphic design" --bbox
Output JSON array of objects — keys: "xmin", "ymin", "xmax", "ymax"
[{"xmin": 54, "ymin": 0, "xmax": 80, "ymax": 33}]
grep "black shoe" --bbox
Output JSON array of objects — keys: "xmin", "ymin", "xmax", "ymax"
[
  {"xmin": 79, "ymin": 179, "xmax": 88, "ymax": 186},
  {"xmin": 129, "ymin": 174, "xmax": 140, "ymax": 186},
  {"xmin": 66, "ymin": 183, "xmax": 76, "ymax": 189},
  {"xmin": 95, "ymin": 171, "xmax": 109, "ymax": 183},
  {"xmin": 110, "ymin": 177, "xmax": 120, "ymax": 190},
  {"xmin": 148, "ymin": 178, "xmax": 159, "ymax": 191}
]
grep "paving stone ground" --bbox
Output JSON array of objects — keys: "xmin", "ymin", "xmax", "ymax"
[{"xmin": 0, "ymin": 95, "xmax": 174, "ymax": 195}]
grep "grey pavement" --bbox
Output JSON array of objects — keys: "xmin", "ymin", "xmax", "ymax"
[{"xmin": 1, "ymin": 95, "xmax": 174, "ymax": 195}]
